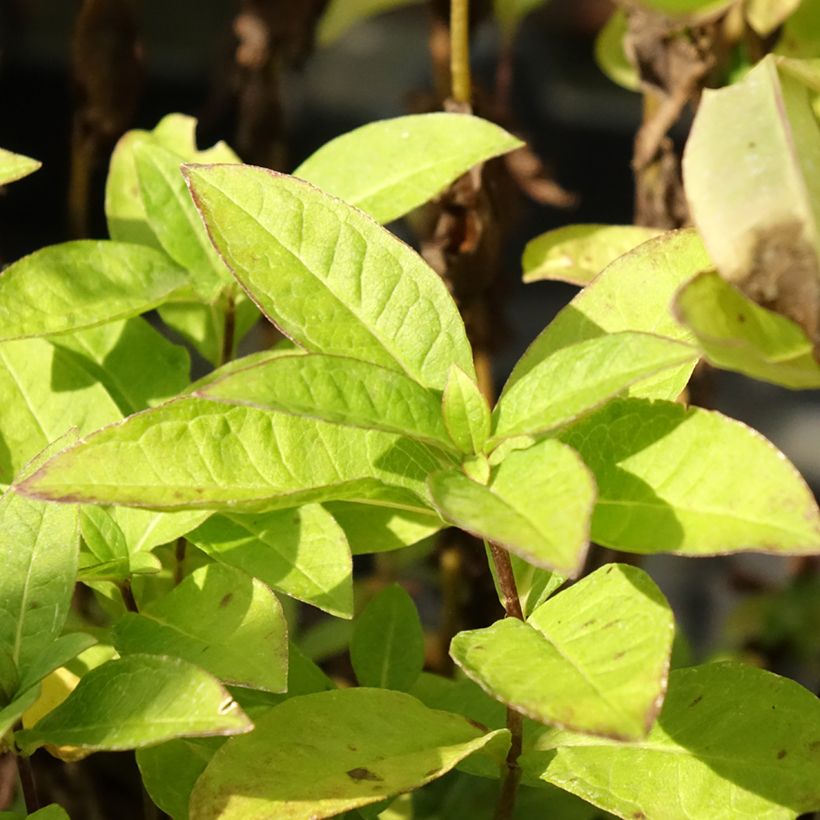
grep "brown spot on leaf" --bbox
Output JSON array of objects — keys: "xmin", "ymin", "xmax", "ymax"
[
  {"xmin": 690, "ymin": 695, "xmax": 703, "ymax": 707},
  {"xmin": 424, "ymin": 768, "xmax": 439, "ymax": 777},
  {"xmin": 808, "ymin": 740, "xmax": 820, "ymax": 752},
  {"xmin": 219, "ymin": 593, "xmax": 233, "ymax": 608},
  {"xmin": 777, "ymin": 750, "xmax": 787, "ymax": 759},
  {"xmin": 346, "ymin": 767, "xmax": 382, "ymax": 782},
  {"xmin": 614, "ymin": 651, "xmax": 626, "ymax": 660},
  {"xmin": 632, "ymin": 812, "xmax": 647, "ymax": 819},
  {"xmin": 581, "ymin": 619, "xmax": 597, "ymax": 628}
]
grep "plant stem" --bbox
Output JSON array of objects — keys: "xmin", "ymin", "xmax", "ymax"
[
  {"xmin": 487, "ymin": 541, "xmax": 524, "ymax": 819},
  {"xmin": 15, "ymin": 754, "xmax": 39, "ymax": 813},
  {"xmin": 450, "ymin": 0, "xmax": 472, "ymax": 105},
  {"xmin": 174, "ymin": 536, "xmax": 187, "ymax": 586},
  {"xmin": 119, "ymin": 579, "xmax": 139, "ymax": 613},
  {"xmin": 220, "ymin": 292, "xmax": 236, "ymax": 367}
]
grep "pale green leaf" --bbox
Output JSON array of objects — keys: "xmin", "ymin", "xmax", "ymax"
[
  {"xmin": 79, "ymin": 505, "xmax": 131, "ymax": 581},
  {"xmin": 523, "ymin": 224, "xmax": 659, "ymax": 286},
  {"xmin": 594, "ymin": 10, "xmax": 639, "ymax": 92},
  {"xmin": 451, "ymin": 564, "xmax": 673, "ymax": 740},
  {"xmin": 187, "ymin": 504, "xmax": 353, "ymax": 618},
  {"xmin": 0, "ymin": 148, "xmax": 41, "ymax": 186},
  {"xmin": 494, "ymin": 0, "xmax": 550, "ymax": 41},
  {"xmin": 0, "ymin": 241, "xmax": 187, "ymax": 342},
  {"xmin": 746, "ymin": 0, "xmax": 802, "ymax": 36},
  {"xmin": 17, "ymin": 633, "xmax": 97, "ymax": 694},
  {"xmin": 559, "ymin": 398, "xmax": 820, "ymax": 555},
  {"xmin": 0, "ymin": 686, "xmax": 40, "ymax": 741},
  {"xmin": 350, "ymin": 584, "xmax": 424, "ymax": 690},
  {"xmin": 189, "ymin": 688, "xmax": 509, "ymax": 820},
  {"xmin": 158, "ymin": 300, "xmax": 225, "ymax": 366},
  {"xmin": 324, "ymin": 501, "xmax": 443, "ymax": 554},
  {"xmin": 113, "ymin": 564, "xmax": 287, "ymax": 692},
  {"xmin": 491, "ymin": 331, "xmax": 696, "ymax": 445},
  {"xmin": 198, "ymin": 352, "xmax": 453, "ymax": 450},
  {"xmin": 18, "ymin": 398, "xmax": 439, "ymax": 512},
  {"xmin": 295, "ymin": 113, "xmax": 522, "ymax": 224},
  {"xmin": 317, "ymin": 0, "xmax": 425, "ymax": 45},
  {"xmin": 675, "ymin": 271, "xmax": 820, "ymax": 388},
  {"xmin": 0, "ymin": 488, "xmax": 79, "ymax": 683},
  {"xmin": 429, "ymin": 438, "xmax": 595, "ymax": 576},
  {"xmin": 525, "ymin": 663, "xmax": 820, "ymax": 819},
  {"xmin": 110, "ymin": 506, "xmax": 211, "ymax": 555},
  {"xmin": 442, "ymin": 365, "xmax": 490, "ymax": 454},
  {"xmin": 184, "ymin": 164, "xmax": 475, "ymax": 391},
  {"xmin": 507, "ymin": 230, "xmax": 708, "ymax": 401},
  {"xmin": 16, "ymin": 654, "xmax": 251, "ymax": 754},
  {"xmin": 683, "ymin": 56, "xmax": 820, "ymax": 349}
]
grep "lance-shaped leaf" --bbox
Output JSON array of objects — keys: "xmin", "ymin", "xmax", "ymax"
[
  {"xmin": 0, "ymin": 488, "xmax": 79, "ymax": 686},
  {"xmin": 16, "ymin": 654, "xmax": 251, "ymax": 754},
  {"xmin": 442, "ymin": 365, "xmax": 490, "ymax": 454},
  {"xmin": 675, "ymin": 271, "xmax": 820, "ymax": 389},
  {"xmin": 135, "ymin": 142, "xmax": 230, "ymax": 302},
  {"xmin": 350, "ymin": 584, "xmax": 424, "ymax": 691},
  {"xmin": 594, "ymin": 9, "xmax": 639, "ymax": 92},
  {"xmin": 507, "ymin": 230, "xmax": 707, "ymax": 402},
  {"xmin": 295, "ymin": 113, "xmax": 522, "ymax": 224},
  {"xmin": 429, "ymin": 438, "xmax": 595, "ymax": 576},
  {"xmin": 189, "ymin": 688, "xmax": 509, "ymax": 820},
  {"xmin": 317, "ymin": 0, "xmax": 425, "ymax": 45},
  {"xmin": 491, "ymin": 331, "xmax": 696, "ymax": 445},
  {"xmin": 197, "ymin": 352, "xmax": 453, "ymax": 450},
  {"xmin": 451, "ymin": 564, "xmax": 673, "ymax": 740},
  {"xmin": 187, "ymin": 504, "xmax": 353, "ymax": 618},
  {"xmin": 184, "ymin": 164, "xmax": 475, "ymax": 391},
  {"xmin": 559, "ymin": 398, "xmax": 820, "ymax": 555},
  {"xmin": 113, "ymin": 564, "xmax": 287, "ymax": 692},
  {"xmin": 683, "ymin": 56, "xmax": 820, "ymax": 351},
  {"xmin": 0, "ymin": 148, "xmax": 40, "ymax": 185},
  {"xmin": 18, "ymin": 398, "xmax": 440, "ymax": 512},
  {"xmin": 0, "ymin": 242, "xmax": 187, "ymax": 342},
  {"xmin": 524, "ymin": 663, "xmax": 820, "ymax": 819},
  {"xmin": 522, "ymin": 225, "xmax": 659, "ymax": 286}
]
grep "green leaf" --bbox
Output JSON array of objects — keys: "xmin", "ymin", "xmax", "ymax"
[
  {"xmin": 295, "ymin": 113, "xmax": 522, "ymax": 224},
  {"xmin": 429, "ymin": 438, "xmax": 595, "ymax": 576},
  {"xmin": 494, "ymin": 0, "xmax": 550, "ymax": 41},
  {"xmin": 324, "ymin": 502, "xmax": 443, "ymax": 554},
  {"xmin": 198, "ymin": 352, "xmax": 453, "ymax": 450},
  {"xmin": 491, "ymin": 331, "xmax": 696, "ymax": 445},
  {"xmin": 189, "ymin": 688, "xmax": 509, "ymax": 820},
  {"xmin": 184, "ymin": 164, "xmax": 475, "ymax": 391},
  {"xmin": 559, "ymin": 398, "xmax": 820, "ymax": 555},
  {"xmin": 525, "ymin": 662, "xmax": 820, "ymax": 819},
  {"xmin": 0, "ymin": 686, "xmax": 40, "ymax": 741},
  {"xmin": 0, "ymin": 148, "xmax": 41, "ymax": 185},
  {"xmin": 683, "ymin": 56, "xmax": 820, "ymax": 350},
  {"xmin": 0, "ymin": 241, "xmax": 187, "ymax": 342},
  {"xmin": 110, "ymin": 506, "xmax": 211, "ymax": 555},
  {"xmin": 675, "ymin": 271, "xmax": 820, "ymax": 388},
  {"xmin": 79, "ymin": 505, "xmax": 131, "ymax": 581},
  {"xmin": 776, "ymin": 3, "xmax": 820, "ymax": 59},
  {"xmin": 16, "ymin": 654, "xmax": 251, "ymax": 754},
  {"xmin": 350, "ymin": 584, "xmax": 424, "ymax": 690},
  {"xmin": 442, "ymin": 365, "xmax": 490, "ymax": 455},
  {"xmin": 451, "ymin": 564, "xmax": 673, "ymax": 740},
  {"xmin": 19, "ymin": 398, "xmax": 439, "ymax": 512},
  {"xmin": 158, "ymin": 300, "xmax": 226, "ymax": 366},
  {"xmin": 135, "ymin": 142, "xmax": 230, "ymax": 302},
  {"xmin": 317, "ymin": 0, "xmax": 425, "ymax": 45},
  {"xmin": 113, "ymin": 564, "xmax": 287, "ymax": 692},
  {"xmin": 507, "ymin": 230, "xmax": 707, "ymax": 402},
  {"xmin": 637, "ymin": 0, "xmax": 734, "ymax": 17},
  {"xmin": 17, "ymin": 633, "xmax": 97, "ymax": 694},
  {"xmin": 0, "ymin": 488, "xmax": 79, "ymax": 684},
  {"xmin": 746, "ymin": 0, "xmax": 801, "ymax": 36},
  {"xmin": 523, "ymin": 224, "xmax": 659, "ymax": 286},
  {"xmin": 187, "ymin": 504, "xmax": 353, "ymax": 618},
  {"xmin": 594, "ymin": 10, "xmax": 639, "ymax": 92}
]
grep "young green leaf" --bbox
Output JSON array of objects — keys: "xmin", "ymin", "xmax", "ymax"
[
  {"xmin": 350, "ymin": 584, "xmax": 424, "ymax": 690},
  {"xmin": 442, "ymin": 364, "xmax": 491, "ymax": 454},
  {"xmin": 198, "ymin": 352, "xmax": 453, "ymax": 449},
  {"xmin": 113, "ymin": 564, "xmax": 288, "ymax": 692},
  {"xmin": 683, "ymin": 56, "xmax": 820, "ymax": 351},
  {"xmin": 184, "ymin": 164, "xmax": 475, "ymax": 390},
  {"xmin": 110, "ymin": 506, "xmax": 210, "ymax": 556},
  {"xmin": 18, "ymin": 398, "xmax": 439, "ymax": 512},
  {"xmin": 0, "ymin": 147, "xmax": 41, "ymax": 186},
  {"xmin": 675, "ymin": 271, "xmax": 820, "ymax": 388},
  {"xmin": 189, "ymin": 689, "xmax": 509, "ymax": 820},
  {"xmin": 429, "ymin": 438, "xmax": 595, "ymax": 576},
  {"xmin": 79, "ymin": 505, "xmax": 131, "ymax": 581},
  {"xmin": 0, "ymin": 686, "xmax": 40, "ymax": 741},
  {"xmin": 0, "ymin": 489, "xmax": 79, "ymax": 684},
  {"xmin": 16, "ymin": 654, "xmax": 251, "ymax": 754},
  {"xmin": 187, "ymin": 504, "xmax": 354, "ymax": 618},
  {"xmin": 559, "ymin": 398, "xmax": 820, "ymax": 555},
  {"xmin": 525, "ymin": 663, "xmax": 820, "ymax": 818},
  {"xmin": 490, "ymin": 331, "xmax": 696, "ymax": 445},
  {"xmin": 522, "ymin": 224, "xmax": 659, "ymax": 285},
  {"xmin": 295, "ymin": 113, "xmax": 522, "ymax": 224},
  {"xmin": 451, "ymin": 564, "xmax": 673, "ymax": 740},
  {"xmin": 317, "ymin": 0, "xmax": 425, "ymax": 45},
  {"xmin": 0, "ymin": 241, "xmax": 187, "ymax": 342},
  {"xmin": 16, "ymin": 633, "xmax": 97, "ymax": 695},
  {"xmin": 594, "ymin": 9, "xmax": 639, "ymax": 92},
  {"xmin": 507, "ymin": 230, "xmax": 708, "ymax": 402}
]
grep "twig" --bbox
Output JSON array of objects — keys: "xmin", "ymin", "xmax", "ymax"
[
  {"xmin": 450, "ymin": 0, "xmax": 472, "ymax": 105},
  {"xmin": 15, "ymin": 754, "xmax": 39, "ymax": 813},
  {"xmin": 220, "ymin": 292, "xmax": 236, "ymax": 366},
  {"xmin": 119, "ymin": 579, "xmax": 138, "ymax": 613}
]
